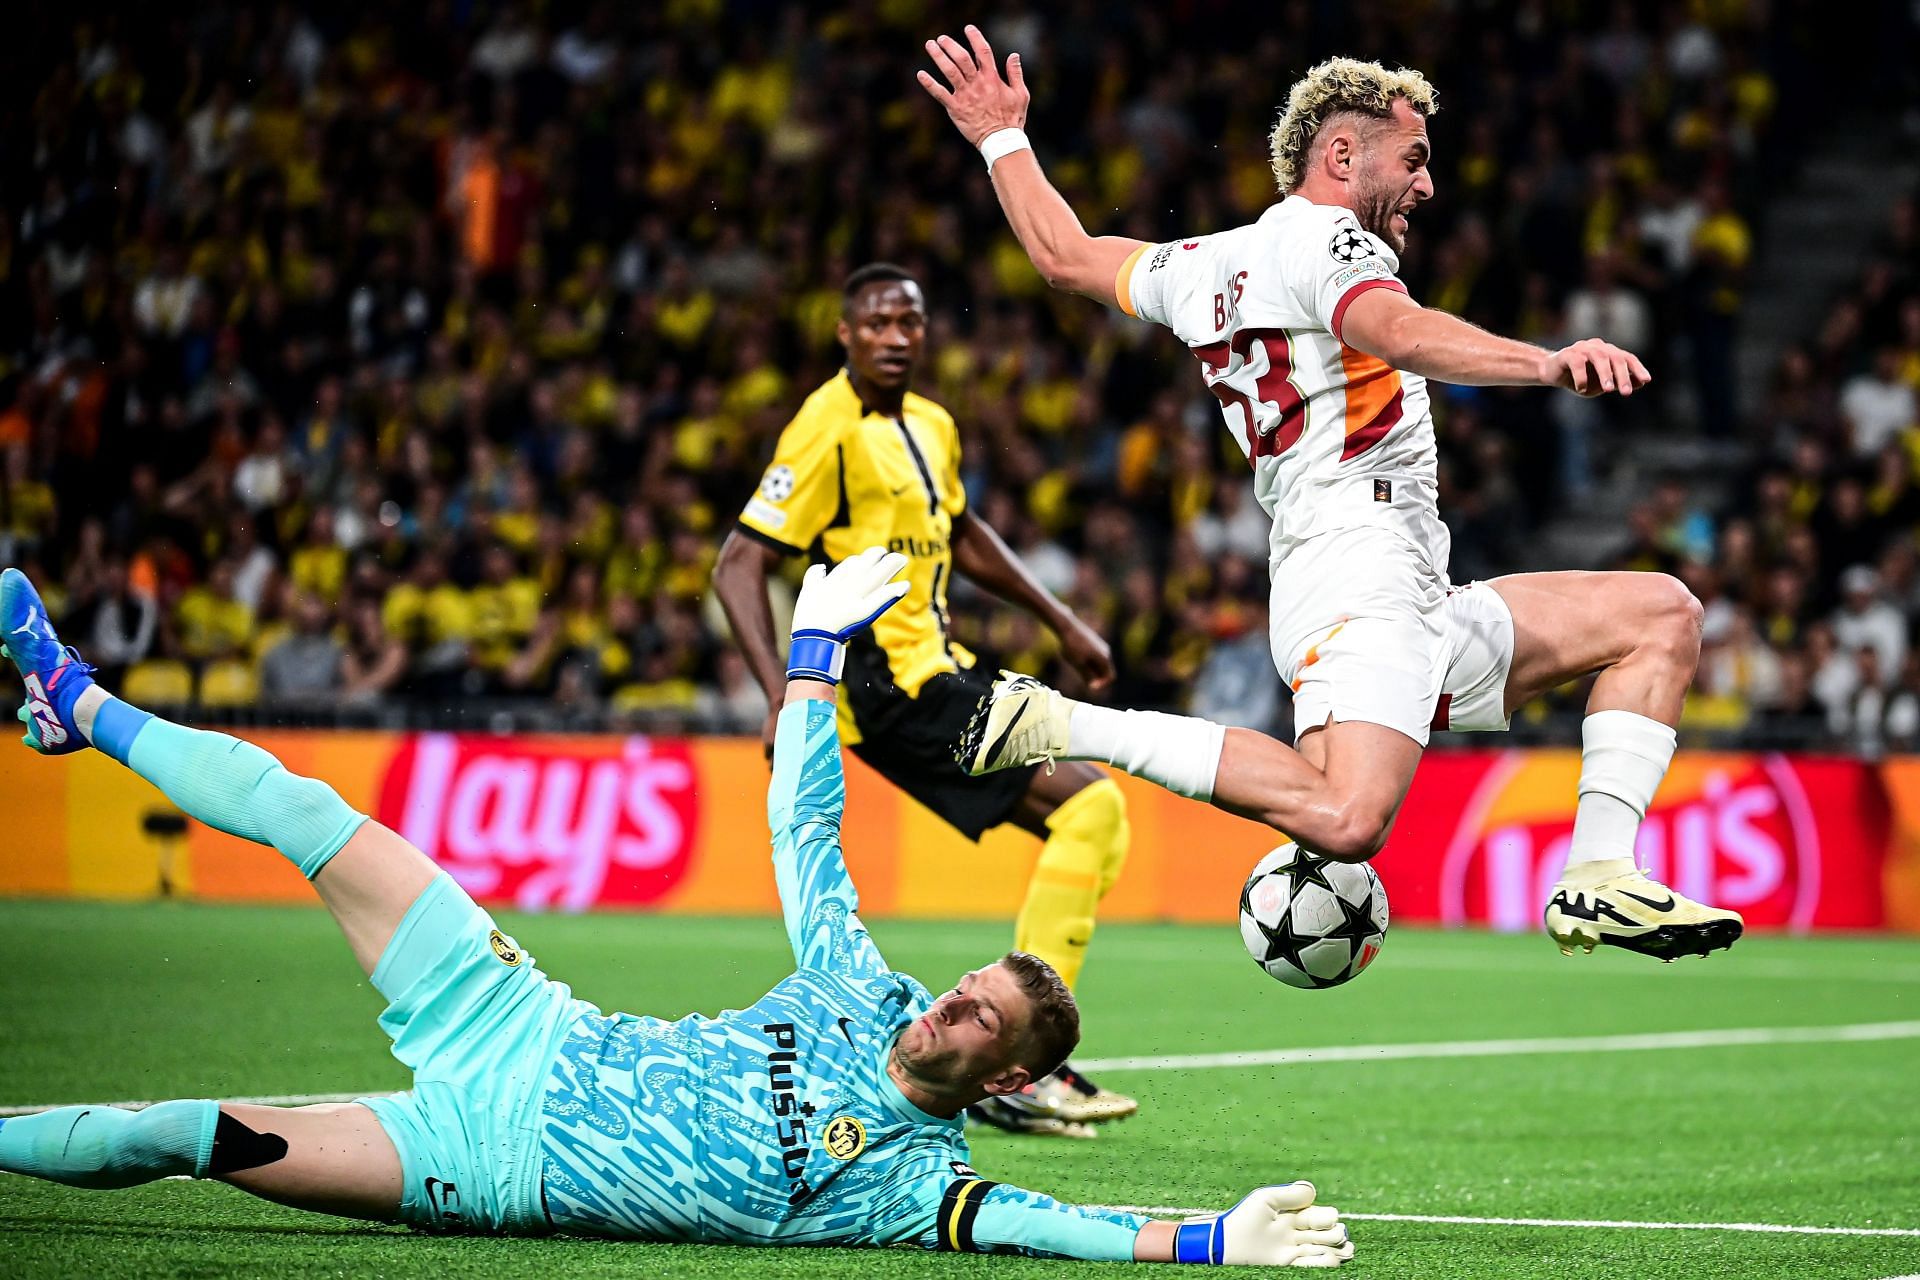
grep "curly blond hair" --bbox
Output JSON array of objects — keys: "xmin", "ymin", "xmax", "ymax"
[{"xmin": 1269, "ymin": 57, "xmax": 1439, "ymax": 193}]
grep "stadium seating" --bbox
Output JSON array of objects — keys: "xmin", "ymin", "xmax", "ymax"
[{"xmin": 0, "ymin": 4, "xmax": 1912, "ymax": 750}]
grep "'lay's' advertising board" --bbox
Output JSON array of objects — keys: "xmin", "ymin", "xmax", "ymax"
[{"xmin": 2, "ymin": 731, "xmax": 1915, "ymax": 930}]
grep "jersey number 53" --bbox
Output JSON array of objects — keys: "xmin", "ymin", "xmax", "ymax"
[{"xmin": 1193, "ymin": 327, "xmax": 1306, "ymax": 463}]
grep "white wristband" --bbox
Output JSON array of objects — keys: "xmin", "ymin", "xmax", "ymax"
[{"xmin": 979, "ymin": 127, "xmax": 1032, "ymax": 174}]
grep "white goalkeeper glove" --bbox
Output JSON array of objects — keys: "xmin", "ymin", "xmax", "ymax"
[
  {"xmin": 786, "ymin": 547, "xmax": 911, "ymax": 685},
  {"xmin": 1174, "ymin": 1181, "xmax": 1353, "ymax": 1268}
]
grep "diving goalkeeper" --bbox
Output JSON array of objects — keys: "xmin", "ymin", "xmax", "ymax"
[{"xmin": 0, "ymin": 555, "xmax": 1352, "ymax": 1266}]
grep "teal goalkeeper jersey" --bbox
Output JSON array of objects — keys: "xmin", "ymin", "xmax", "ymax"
[{"xmin": 536, "ymin": 698, "xmax": 1151, "ymax": 1258}]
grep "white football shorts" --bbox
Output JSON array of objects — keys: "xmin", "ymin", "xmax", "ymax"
[{"xmin": 1269, "ymin": 526, "xmax": 1514, "ymax": 748}]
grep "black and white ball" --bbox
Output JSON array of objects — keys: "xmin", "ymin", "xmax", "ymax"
[{"xmin": 1239, "ymin": 843, "xmax": 1389, "ymax": 989}]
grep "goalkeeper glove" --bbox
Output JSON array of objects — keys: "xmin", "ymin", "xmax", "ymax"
[
  {"xmin": 1173, "ymin": 1181, "xmax": 1353, "ymax": 1268},
  {"xmin": 786, "ymin": 547, "xmax": 911, "ymax": 685}
]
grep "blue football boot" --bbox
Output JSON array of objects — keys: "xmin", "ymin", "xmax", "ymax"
[{"xmin": 1, "ymin": 567, "xmax": 97, "ymax": 754}]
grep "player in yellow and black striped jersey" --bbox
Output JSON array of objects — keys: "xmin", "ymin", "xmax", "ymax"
[{"xmin": 714, "ymin": 264, "xmax": 1136, "ymax": 1139}]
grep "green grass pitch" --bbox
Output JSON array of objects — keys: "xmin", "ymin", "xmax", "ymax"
[{"xmin": 1, "ymin": 899, "xmax": 1916, "ymax": 1278}]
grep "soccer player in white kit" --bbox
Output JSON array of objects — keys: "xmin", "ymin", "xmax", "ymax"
[{"xmin": 919, "ymin": 31, "xmax": 1743, "ymax": 961}]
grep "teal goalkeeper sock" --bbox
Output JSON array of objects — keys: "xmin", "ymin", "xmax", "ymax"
[
  {"xmin": 0, "ymin": 1101, "xmax": 217, "ymax": 1189},
  {"xmin": 118, "ymin": 716, "xmax": 368, "ymax": 880}
]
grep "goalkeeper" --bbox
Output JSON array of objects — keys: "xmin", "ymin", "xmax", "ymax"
[{"xmin": 0, "ymin": 556, "xmax": 1352, "ymax": 1266}]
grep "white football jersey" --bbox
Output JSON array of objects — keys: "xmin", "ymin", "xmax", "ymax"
[{"xmin": 1120, "ymin": 196, "xmax": 1448, "ymax": 573}]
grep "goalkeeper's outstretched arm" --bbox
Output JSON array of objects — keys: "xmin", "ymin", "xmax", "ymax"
[
  {"xmin": 917, "ymin": 24, "xmax": 1143, "ymax": 306},
  {"xmin": 929, "ymin": 1177, "xmax": 1353, "ymax": 1266},
  {"xmin": 768, "ymin": 549, "xmax": 911, "ymax": 975}
]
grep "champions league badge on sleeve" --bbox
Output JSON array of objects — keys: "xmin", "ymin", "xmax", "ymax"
[
  {"xmin": 1329, "ymin": 227, "xmax": 1376, "ymax": 264},
  {"xmin": 759, "ymin": 465, "xmax": 796, "ymax": 503}
]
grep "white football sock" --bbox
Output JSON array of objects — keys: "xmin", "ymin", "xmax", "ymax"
[
  {"xmin": 1563, "ymin": 709, "xmax": 1676, "ymax": 880},
  {"xmin": 1067, "ymin": 703, "xmax": 1225, "ymax": 801}
]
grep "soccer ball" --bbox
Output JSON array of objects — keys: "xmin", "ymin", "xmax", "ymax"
[{"xmin": 1238, "ymin": 843, "xmax": 1388, "ymax": 989}]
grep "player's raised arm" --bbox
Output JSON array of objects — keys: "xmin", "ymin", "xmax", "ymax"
[
  {"xmin": 768, "ymin": 548, "xmax": 910, "ymax": 975},
  {"xmin": 923, "ymin": 1175, "xmax": 1352, "ymax": 1266},
  {"xmin": 1339, "ymin": 282, "xmax": 1652, "ymax": 398},
  {"xmin": 917, "ymin": 25, "xmax": 1144, "ymax": 307}
]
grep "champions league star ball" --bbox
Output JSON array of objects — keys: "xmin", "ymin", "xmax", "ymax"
[{"xmin": 1239, "ymin": 843, "xmax": 1389, "ymax": 989}]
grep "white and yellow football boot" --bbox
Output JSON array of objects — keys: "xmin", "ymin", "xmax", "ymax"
[
  {"xmin": 1545, "ymin": 864, "xmax": 1744, "ymax": 961},
  {"xmin": 966, "ymin": 1093, "xmax": 1098, "ymax": 1140},
  {"xmin": 956, "ymin": 671, "xmax": 1072, "ymax": 776},
  {"xmin": 1034, "ymin": 1064, "xmax": 1139, "ymax": 1125}
]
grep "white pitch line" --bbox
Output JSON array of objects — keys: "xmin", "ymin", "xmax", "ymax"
[
  {"xmin": 73, "ymin": 1194, "xmax": 1914, "ymax": 1239},
  {"xmin": 1074, "ymin": 1019, "xmax": 1920, "ymax": 1073},
  {"xmin": 1095, "ymin": 1206, "xmax": 1920, "ymax": 1239},
  {"xmin": 8, "ymin": 1019, "xmax": 1919, "ymax": 1116},
  {"xmin": 1371, "ymin": 955, "xmax": 1920, "ymax": 986}
]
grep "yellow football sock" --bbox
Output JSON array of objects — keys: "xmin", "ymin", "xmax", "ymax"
[{"xmin": 1015, "ymin": 778, "xmax": 1130, "ymax": 989}]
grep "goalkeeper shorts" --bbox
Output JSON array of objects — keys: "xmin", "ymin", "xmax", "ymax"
[{"xmin": 358, "ymin": 873, "xmax": 593, "ymax": 1234}]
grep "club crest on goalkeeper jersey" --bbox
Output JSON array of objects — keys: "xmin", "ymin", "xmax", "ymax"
[{"xmin": 535, "ymin": 700, "xmax": 1149, "ymax": 1259}]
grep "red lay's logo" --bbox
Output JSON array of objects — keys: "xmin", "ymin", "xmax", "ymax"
[
  {"xmin": 375, "ymin": 735, "xmax": 698, "ymax": 910},
  {"xmin": 1438, "ymin": 754, "xmax": 1821, "ymax": 930}
]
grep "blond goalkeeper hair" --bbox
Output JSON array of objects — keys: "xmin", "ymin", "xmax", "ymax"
[{"xmin": 1269, "ymin": 57, "xmax": 1439, "ymax": 193}]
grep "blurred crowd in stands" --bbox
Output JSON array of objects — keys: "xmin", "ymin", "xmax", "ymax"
[{"xmin": 0, "ymin": 1, "xmax": 1915, "ymax": 747}]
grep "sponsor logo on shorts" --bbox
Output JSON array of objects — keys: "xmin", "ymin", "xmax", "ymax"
[
  {"xmin": 824, "ymin": 1115, "xmax": 867, "ymax": 1160},
  {"xmin": 424, "ymin": 1176, "xmax": 463, "ymax": 1224},
  {"xmin": 1373, "ymin": 478, "xmax": 1392, "ymax": 503},
  {"xmin": 488, "ymin": 928, "xmax": 522, "ymax": 966}
]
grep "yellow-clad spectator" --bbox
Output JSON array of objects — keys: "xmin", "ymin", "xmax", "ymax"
[
  {"xmin": 492, "ymin": 464, "xmax": 544, "ymax": 555},
  {"xmin": 382, "ymin": 549, "xmax": 472, "ymax": 652},
  {"xmin": 710, "ymin": 42, "xmax": 791, "ymax": 132},
  {"xmin": 1693, "ymin": 182, "xmax": 1752, "ymax": 314},
  {"xmin": 1115, "ymin": 391, "xmax": 1183, "ymax": 503},
  {"xmin": 1018, "ymin": 355, "xmax": 1082, "ymax": 436},
  {"xmin": 558, "ymin": 564, "xmax": 630, "ymax": 682},
  {"xmin": 565, "ymin": 491, "xmax": 616, "ymax": 562},
  {"xmin": 247, "ymin": 77, "xmax": 303, "ymax": 166},
  {"xmin": 791, "ymin": 273, "xmax": 845, "ymax": 353},
  {"xmin": 2, "ymin": 442, "xmax": 57, "ymax": 554},
  {"xmin": 507, "ymin": 563, "xmax": 628, "ymax": 691},
  {"xmin": 604, "ymin": 506, "xmax": 666, "ymax": 603},
  {"xmin": 468, "ymin": 544, "xmax": 543, "ymax": 675},
  {"xmin": 672, "ymin": 378, "xmax": 742, "ymax": 471},
  {"xmin": 559, "ymin": 360, "xmax": 620, "ymax": 429},
  {"xmin": 174, "ymin": 559, "xmax": 256, "ymax": 662},
  {"xmin": 721, "ymin": 336, "xmax": 790, "ymax": 420},
  {"xmin": 654, "ymin": 259, "xmax": 715, "ymax": 350},
  {"xmin": 659, "ymin": 527, "xmax": 717, "ymax": 603}
]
